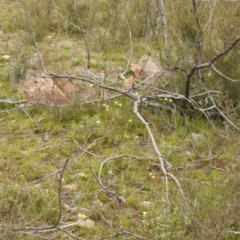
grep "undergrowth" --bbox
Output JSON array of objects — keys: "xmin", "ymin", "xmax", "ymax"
[
  {"xmin": 1, "ymin": 94, "xmax": 240, "ymax": 239},
  {"xmin": 1, "ymin": 0, "xmax": 240, "ymax": 239}
]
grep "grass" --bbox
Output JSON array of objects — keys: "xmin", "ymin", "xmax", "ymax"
[
  {"xmin": 1, "ymin": 76, "xmax": 239, "ymax": 240},
  {"xmin": 1, "ymin": 92, "xmax": 240, "ymax": 239},
  {"xmin": 1, "ymin": 0, "xmax": 240, "ymax": 239}
]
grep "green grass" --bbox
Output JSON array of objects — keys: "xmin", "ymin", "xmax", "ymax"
[
  {"xmin": 1, "ymin": 93, "xmax": 239, "ymax": 239},
  {"xmin": 1, "ymin": 0, "xmax": 240, "ymax": 239}
]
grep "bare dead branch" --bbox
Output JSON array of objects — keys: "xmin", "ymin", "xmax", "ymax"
[
  {"xmin": 0, "ymin": 154, "xmax": 71, "ymax": 233},
  {"xmin": 133, "ymin": 96, "xmax": 186, "ymax": 204},
  {"xmin": 23, "ymin": 232, "xmax": 58, "ymax": 240},
  {"xmin": 54, "ymin": 153, "xmax": 72, "ymax": 227},
  {"xmin": 197, "ymin": 35, "xmax": 240, "ymax": 70},
  {"xmin": 228, "ymin": 231, "xmax": 240, "ymax": 235},
  {"xmin": 26, "ymin": 168, "xmax": 63, "ymax": 185},
  {"xmin": 56, "ymin": 226, "xmax": 85, "ymax": 240},
  {"xmin": 92, "ymin": 154, "xmax": 155, "ymax": 204},
  {"xmin": 0, "ymin": 98, "xmax": 28, "ymax": 104},
  {"xmin": 56, "ymin": 226, "xmax": 84, "ymax": 240},
  {"xmin": 211, "ymin": 64, "xmax": 240, "ymax": 82},
  {"xmin": 42, "ymin": 71, "xmax": 174, "ymax": 111},
  {"xmin": 184, "ymin": 34, "xmax": 240, "ymax": 112},
  {"xmin": 189, "ymin": 88, "xmax": 240, "ymax": 132}
]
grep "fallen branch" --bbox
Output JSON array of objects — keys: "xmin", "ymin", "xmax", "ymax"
[
  {"xmin": 92, "ymin": 154, "xmax": 154, "ymax": 204},
  {"xmin": 228, "ymin": 231, "xmax": 240, "ymax": 235},
  {"xmin": 0, "ymin": 99, "xmax": 28, "ymax": 104},
  {"xmin": 133, "ymin": 96, "xmax": 186, "ymax": 204}
]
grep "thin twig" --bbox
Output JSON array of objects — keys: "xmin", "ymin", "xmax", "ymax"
[
  {"xmin": 92, "ymin": 154, "xmax": 154, "ymax": 204},
  {"xmin": 67, "ymin": 0, "xmax": 91, "ymax": 68},
  {"xmin": 184, "ymin": 34, "xmax": 240, "ymax": 101},
  {"xmin": 21, "ymin": 0, "xmax": 47, "ymax": 73},
  {"xmin": 97, "ymin": 230, "xmax": 147, "ymax": 240},
  {"xmin": 53, "ymin": 153, "xmax": 72, "ymax": 227},
  {"xmin": 0, "ymin": 154, "xmax": 72, "ymax": 233},
  {"xmin": 192, "ymin": 0, "xmax": 205, "ymax": 84},
  {"xmin": 211, "ymin": 64, "xmax": 240, "ymax": 82},
  {"xmin": 56, "ymin": 226, "xmax": 85, "ymax": 240}
]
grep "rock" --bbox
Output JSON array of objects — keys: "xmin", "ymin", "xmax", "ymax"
[
  {"xmin": 140, "ymin": 200, "xmax": 153, "ymax": 207},
  {"xmin": 2, "ymin": 55, "xmax": 11, "ymax": 60},
  {"xmin": 55, "ymin": 78, "xmax": 82, "ymax": 97},
  {"xmin": 62, "ymin": 203, "xmax": 72, "ymax": 212},
  {"xmin": 63, "ymin": 183, "xmax": 77, "ymax": 191},
  {"xmin": 18, "ymin": 70, "xmax": 106, "ymax": 105},
  {"xmin": 130, "ymin": 64, "xmax": 147, "ymax": 78},
  {"xmin": 131, "ymin": 55, "xmax": 163, "ymax": 78},
  {"xmin": 138, "ymin": 55, "xmax": 162, "ymax": 75},
  {"xmin": 78, "ymin": 219, "xmax": 95, "ymax": 229},
  {"xmin": 18, "ymin": 72, "xmax": 68, "ymax": 105},
  {"xmin": 131, "ymin": 55, "xmax": 167, "ymax": 87}
]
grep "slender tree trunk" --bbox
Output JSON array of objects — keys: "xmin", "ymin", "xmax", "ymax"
[
  {"xmin": 157, "ymin": 0, "xmax": 171, "ymax": 66},
  {"xmin": 192, "ymin": 0, "xmax": 205, "ymax": 83}
]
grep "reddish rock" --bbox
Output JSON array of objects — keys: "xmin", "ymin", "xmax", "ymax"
[
  {"xmin": 138, "ymin": 55, "xmax": 162, "ymax": 75},
  {"xmin": 131, "ymin": 55, "xmax": 163, "ymax": 78},
  {"xmin": 131, "ymin": 55, "xmax": 169, "ymax": 87},
  {"xmin": 54, "ymin": 78, "xmax": 82, "ymax": 97},
  {"xmin": 18, "ymin": 70, "xmax": 107, "ymax": 105},
  {"xmin": 18, "ymin": 72, "xmax": 68, "ymax": 105},
  {"xmin": 130, "ymin": 64, "xmax": 147, "ymax": 78}
]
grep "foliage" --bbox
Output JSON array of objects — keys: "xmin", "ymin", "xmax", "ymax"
[{"xmin": 1, "ymin": 0, "xmax": 240, "ymax": 239}]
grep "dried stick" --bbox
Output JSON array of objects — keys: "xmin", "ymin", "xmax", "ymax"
[
  {"xmin": 92, "ymin": 154, "xmax": 154, "ymax": 203},
  {"xmin": 133, "ymin": 96, "xmax": 186, "ymax": 203},
  {"xmin": 184, "ymin": 34, "xmax": 240, "ymax": 110},
  {"xmin": 56, "ymin": 226, "xmax": 85, "ymax": 240},
  {"xmin": 228, "ymin": 231, "xmax": 240, "ymax": 235},
  {"xmin": 196, "ymin": 0, "xmax": 240, "ymax": 2},
  {"xmin": 97, "ymin": 230, "xmax": 147, "ymax": 240},
  {"xmin": 211, "ymin": 64, "xmax": 240, "ymax": 82},
  {"xmin": 43, "ymin": 71, "xmax": 174, "ymax": 111}
]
